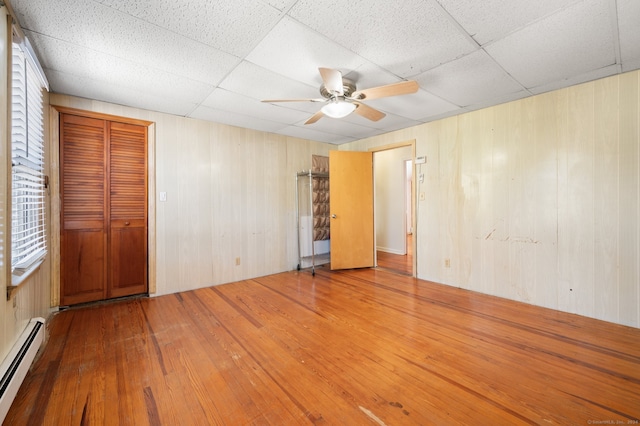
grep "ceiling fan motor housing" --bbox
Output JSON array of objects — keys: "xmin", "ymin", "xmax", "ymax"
[{"xmin": 320, "ymin": 78, "xmax": 357, "ymax": 99}]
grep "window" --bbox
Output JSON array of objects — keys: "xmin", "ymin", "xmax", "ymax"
[{"xmin": 11, "ymin": 38, "xmax": 47, "ymax": 275}]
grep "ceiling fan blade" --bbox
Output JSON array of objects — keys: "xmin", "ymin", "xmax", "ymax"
[
  {"xmin": 319, "ymin": 67, "xmax": 344, "ymax": 96},
  {"xmin": 305, "ymin": 110, "xmax": 325, "ymax": 125},
  {"xmin": 353, "ymin": 102, "xmax": 386, "ymax": 122},
  {"xmin": 262, "ymin": 98, "xmax": 325, "ymax": 103},
  {"xmin": 352, "ymin": 80, "xmax": 419, "ymax": 100}
]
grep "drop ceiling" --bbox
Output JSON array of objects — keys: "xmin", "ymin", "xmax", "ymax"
[{"xmin": 7, "ymin": 0, "xmax": 640, "ymax": 144}]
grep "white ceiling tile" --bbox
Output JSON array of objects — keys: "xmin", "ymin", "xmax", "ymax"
[
  {"xmin": 464, "ymin": 90, "xmax": 531, "ymax": 112},
  {"xmin": 366, "ymin": 91, "xmax": 461, "ymax": 121},
  {"xmin": 92, "ymin": 0, "xmax": 283, "ymax": 56},
  {"xmin": 220, "ymin": 61, "xmax": 325, "ymax": 117},
  {"xmin": 219, "ymin": 61, "xmax": 320, "ymax": 102},
  {"xmin": 622, "ymin": 58, "xmax": 640, "ymax": 73},
  {"xmin": 301, "ymin": 116, "xmax": 384, "ymax": 140},
  {"xmin": 200, "ymin": 89, "xmax": 311, "ymax": 124},
  {"xmin": 437, "ymin": 0, "xmax": 578, "ymax": 46},
  {"xmin": 245, "ymin": 17, "xmax": 369, "ymax": 86},
  {"xmin": 264, "ymin": 0, "xmax": 299, "ymax": 12},
  {"xmin": 415, "ymin": 109, "xmax": 466, "ymax": 124},
  {"xmin": 17, "ymin": 1, "xmax": 239, "ymax": 86},
  {"xmin": 415, "ymin": 50, "xmax": 525, "ymax": 107},
  {"xmin": 10, "ymin": 0, "xmax": 78, "ymax": 36},
  {"xmin": 266, "ymin": 101, "xmax": 325, "ymax": 116},
  {"xmin": 485, "ymin": 0, "xmax": 617, "ymax": 89},
  {"xmin": 338, "ymin": 110, "xmax": 422, "ymax": 131},
  {"xmin": 277, "ymin": 126, "xmax": 356, "ymax": 144},
  {"xmin": 359, "ymin": 115, "xmax": 425, "ymax": 135},
  {"xmin": 528, "ymin": 64, "xmax": 619, "ymax": 95},
  {"xmin": 28, "ymin": 34, "xmax": 215, "ymax": 106},
  {"xmin": 288, "ymin": 0, "xmax": 477, "ymax": 77},
  {"xmin": 45, "ymin": 69, "xmax": 199, "ymax": 116},
  {"xmin": 618, "ymin": 0, "xmax": 640, "ymax": 64},
  {"xmin": 189, "ymin": 106, "xmax": 289, "ymax": 134}
]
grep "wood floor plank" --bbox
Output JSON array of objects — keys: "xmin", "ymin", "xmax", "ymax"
[
  {"xmin": 196, "ymin": 287, "xmax": 357, "ymax": 424},
  {"xmin": 376, "ymin": 234, "xmax": 412, "ymax": 276},
  {"xmin": 252, "ymin": 273, "xmax": 539, "ymax": 424},
  {"xmin": 5, "ymin": 268, "xmax": 640, "ymax": 425},
  {"xmin": 329, "ymin": 270, "xmax": 638, "ymax": 421}
]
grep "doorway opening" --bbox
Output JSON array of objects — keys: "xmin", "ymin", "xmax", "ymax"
[{"xmin": 373, "ymin": 143, "xmax": 415, "ymax": 276}]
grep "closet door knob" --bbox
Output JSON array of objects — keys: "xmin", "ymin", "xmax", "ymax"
[{"xmin": 331, "ymin": 214, "xmax": 337, "ymax": 219}]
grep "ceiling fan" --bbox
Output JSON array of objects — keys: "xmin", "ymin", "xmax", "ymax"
[{"xmin": 262, "ymin": 67, "xmax": 419, "ymax": 125}]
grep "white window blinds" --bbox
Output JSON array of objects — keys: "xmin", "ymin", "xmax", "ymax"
[{"xmin": 11, "ymin": 41, "xmax": 47, "ymax": 272}]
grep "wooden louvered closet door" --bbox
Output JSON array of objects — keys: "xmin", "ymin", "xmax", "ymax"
[
  {"xmin": 60, "ymin": 114, "xmax": 107, "ymax": 305},
  {"xmin": 60, "ymin": 113, "xmax": 148, "ymax": 305},
  {"xmin": 108, "ymin": 122, "xmax": 147, "ymax": 298}
]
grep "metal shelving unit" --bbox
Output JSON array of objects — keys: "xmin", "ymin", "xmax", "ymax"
[{"xmin": 295, "ymin": 170, "xmax": 330, "ymax": 276}]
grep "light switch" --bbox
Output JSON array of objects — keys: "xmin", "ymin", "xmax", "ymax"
[{"xmin": 159, "ymin": 192, "xmax": 167, "ymax": 202}]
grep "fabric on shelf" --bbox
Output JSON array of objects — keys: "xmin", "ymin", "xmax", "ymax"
[{"xmin": 311, "ymin": 155, "xmax": 330, "ymax": 241}]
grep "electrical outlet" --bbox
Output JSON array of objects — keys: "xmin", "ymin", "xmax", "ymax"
[
  {"xmin": 444, "ymin": 259, "xmax": 451, "ymax": 268},
  {"xmin": 235, "ymin": 257, "xmax": 241, "ymax": 266}
]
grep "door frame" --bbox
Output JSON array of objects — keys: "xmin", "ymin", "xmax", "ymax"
[
  {"xmin": 369, "ymin": 140, "xmax": 416, "ymax": 277},
  {"xmin": 49, "ymin": 106, "xmax": 156, "ymax": 307}
]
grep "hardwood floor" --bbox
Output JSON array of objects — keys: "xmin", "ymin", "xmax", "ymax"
[
  {"xmin": 377, "ymin": 234, "xmax": 413, "ymax": 275},
  {"xmin": 6, "ymin": 268, "xmax": 640, "ymax": 425}
]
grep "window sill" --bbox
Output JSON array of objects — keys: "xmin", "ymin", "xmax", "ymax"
[{"xmin": 8, "ymin": 256, "xmax": 46, "ymax": 300}]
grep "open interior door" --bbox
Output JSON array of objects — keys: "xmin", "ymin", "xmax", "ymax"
[{"xmin": 329, "ymin": 150, "xmax": 375, "ymax": 270}]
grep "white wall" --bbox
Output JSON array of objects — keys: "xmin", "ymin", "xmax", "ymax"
[
  {"xmin": 343, "ymin": 70, "xmax": 640, "ymax": 328},
  {"xmin": 406, "ymin": 160, "xmax": 412, "ymax": 234},
  {"xmin": 374, "ymin": 146, "xmax": 412, "ymax": 254}
]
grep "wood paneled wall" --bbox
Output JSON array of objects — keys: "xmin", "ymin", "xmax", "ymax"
[
  {"xmin": 48, "ymin": 69, "xmax": 640, "ymax": 329},
  {"xmin": 49, "ymin": 94, "xmax": 332, "ymax": 298},
  {"xmin": 343, "ymin": 70, "xmax": 640, "ymax": 328}
]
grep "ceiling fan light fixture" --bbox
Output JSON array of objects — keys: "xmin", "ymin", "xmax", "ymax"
[
  {"xmin": 263, "ymin": 68, "xmax": 418, "ymax": 125},
  {"xmin": 321, "ymin": 100, "xmax": 356, "ymax": 118}
]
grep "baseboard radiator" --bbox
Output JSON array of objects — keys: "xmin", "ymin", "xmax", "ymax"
[{"xmin": 0, "ymin": 317, "xmax": 46, "ymax": 423}]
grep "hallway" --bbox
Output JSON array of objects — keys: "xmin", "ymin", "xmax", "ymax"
[{"xmin": 376, "ymin": 234, "xmax": 413, "ymax": 276}]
